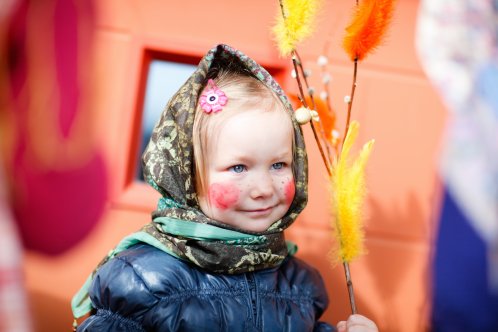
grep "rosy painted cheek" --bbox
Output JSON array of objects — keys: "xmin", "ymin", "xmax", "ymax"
[
  {"xmin": 284, "ymin": 180, "xmax": 295, "ymax": 206},
  {"xmin": 208, "ymin": 182, "xmax": 239, "ymax": 210}
]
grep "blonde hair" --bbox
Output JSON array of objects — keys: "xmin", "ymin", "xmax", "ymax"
[{"xmin": 193, "ymin": 70, "xmax": 293, "ymax": 201}]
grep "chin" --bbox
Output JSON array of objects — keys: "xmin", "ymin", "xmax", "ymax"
[
  {"xmin": 237, "ymin": 217, "xmax": 278, "ymax": 233},
  {"xmin": 215, "ymin": 211, "xmax": 287, "ymax": 233}
]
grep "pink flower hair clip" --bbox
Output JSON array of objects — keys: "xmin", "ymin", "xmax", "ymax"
[{"xmin": 199, "ymin": 79, "xmax": 228, "ymax": 114}]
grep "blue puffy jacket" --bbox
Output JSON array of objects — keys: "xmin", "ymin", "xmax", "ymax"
[{"xmin": 78, "ymin": 244, "xmax": 335, "ymax": 331}]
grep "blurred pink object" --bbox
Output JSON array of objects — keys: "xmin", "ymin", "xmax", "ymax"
[{"xmin": 2, "ymin": 0, "xmax": 108, "ymax": 255}]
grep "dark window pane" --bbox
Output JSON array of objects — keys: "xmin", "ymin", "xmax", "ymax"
[{"xmin": 137, "ymin": 60, "xmax": 197, "ymax": 180}]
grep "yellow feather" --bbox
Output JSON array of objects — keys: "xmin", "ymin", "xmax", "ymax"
[
  {"xmin": 330, "ymin": 121, "xmax": 374, "ymax": 263},
  {"xmin": 272, "ymin": 0, "xmax": 322, "ymax": 56}
]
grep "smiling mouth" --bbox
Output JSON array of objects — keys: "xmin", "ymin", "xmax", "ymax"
[{"xmin": 242, "ymin": 206, "xmax": 274, "ymax": 217}]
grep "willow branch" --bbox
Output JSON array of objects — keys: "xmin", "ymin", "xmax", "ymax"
[
  {"xmin": 343, "ymin": 262, "xmax": 358, "ymax": 314},
  {"xmin": 294, "ymin": 50, "xmax": 335, "ymax": 169},
  {"xmin": 341, "ymin": 57, "xmax": 358, "ymax": 151},
  {"xmin": 291, "ymin": 52, "xmax": 332, "ymax": 176}
]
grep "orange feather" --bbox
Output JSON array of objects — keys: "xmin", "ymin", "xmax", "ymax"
[
  {"xmin": 311, "ymin": 97, "xmax": 336, "ymax": 143},
  {"xmin": 342, "ymin": 0, "xmax": 396, "ymax": 61}
]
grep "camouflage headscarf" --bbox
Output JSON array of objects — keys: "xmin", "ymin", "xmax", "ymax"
[{"xmin": 140, "ymin": 44, "xmax": 309, "ymax": 274}]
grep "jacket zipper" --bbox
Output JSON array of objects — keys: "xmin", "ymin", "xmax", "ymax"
[{"xmin": 246, "ymin": 272, "xmax": 260, "ymax": 329}]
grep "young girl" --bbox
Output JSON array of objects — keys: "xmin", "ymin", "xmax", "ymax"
[{"xmin": 72, "ymin": 44, "xmax": 378, "ymax": 332}]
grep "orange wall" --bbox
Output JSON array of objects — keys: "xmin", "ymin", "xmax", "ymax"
[{"xmin": 23, "ymin": 1, "xmax": 447, "ymax": 331}]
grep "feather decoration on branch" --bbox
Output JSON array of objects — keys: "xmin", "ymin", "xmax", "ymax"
[
  {"xmin": 272, "ymin": 0, "xmax": 322, "ymax": 56},
  {"xmin": 331, "ymin": 121, "xmax": 374, "ymax": 263},
  {"xmin": 290, "ymin": 94, "xmax": 337, "ymax": 144},
  {"xmin": 271, "ymin": 0, "xmax": 387, "ymax": 315},
  {"xmin": 343, "ymin": 0, "xmax": 396, "ymax": 61}
]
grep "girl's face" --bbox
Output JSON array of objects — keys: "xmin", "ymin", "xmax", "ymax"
[{"xmin": 198, "ymin": 108, "xmax": 295, "ymax": 232}]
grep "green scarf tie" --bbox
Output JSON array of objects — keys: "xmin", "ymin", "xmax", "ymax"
[{"xmin": 71, "ymin": 213, "xmax": 298, "ymax": 319}]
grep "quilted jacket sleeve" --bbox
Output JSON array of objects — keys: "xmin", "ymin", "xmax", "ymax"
[
  {"xmin": 77, "ymin": 253, "xmax": 159, "ymax": 331},
  {"xmin": 309, "ymin": 268, "xmax": 336, "ymax": 332},
  {"xmin": 314, "ymin": 321, "xmax": 336, "ymax": 332},
  {"xmin": 288, "ymin": 257, "xmax": 336, "ymax": 332}
]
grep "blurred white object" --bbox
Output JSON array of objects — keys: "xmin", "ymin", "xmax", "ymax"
[{"xmin": 416, "ymin": 0, "xmax": 498, "ymax": 289}]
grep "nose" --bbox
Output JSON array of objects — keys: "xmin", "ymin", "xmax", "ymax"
[{"xmin": 250, "ymin": 172, "xmax": 274, "ymax": 199}]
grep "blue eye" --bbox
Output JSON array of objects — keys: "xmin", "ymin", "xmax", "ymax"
[
  {"xmin": 272, "ymin": 162, "xmax": 284, "ymax": 170},
  {"xmin": 229, "ymin": 165, "xmax": 246, "ymax": 173}
]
